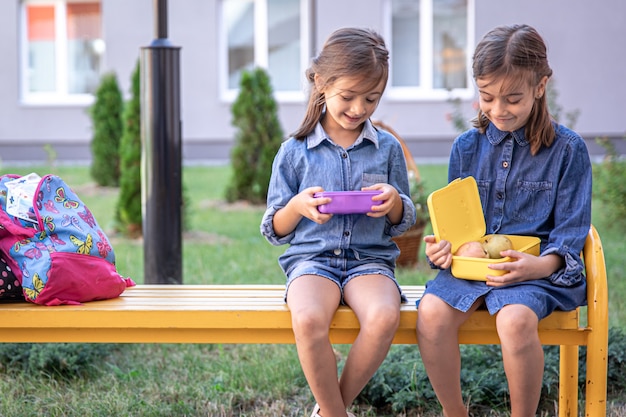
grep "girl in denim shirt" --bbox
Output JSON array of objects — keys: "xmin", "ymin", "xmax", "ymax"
[
  {"xmin": 261, "ymin": 28, "xmax": 416, "ymax": 417},
  {"xmin": 417, "ymin": 24, "xmax": 592, "ymax": 417}
]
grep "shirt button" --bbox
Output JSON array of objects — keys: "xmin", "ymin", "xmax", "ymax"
[
  {"xmin": 343, "ymin": 231, "xmax": 350, "ymax": 237},
  {"xmin": 497, "ymin": 192, "xmax": 503, "ymax": 200},
  {"xmin": 341, "ymin": 153, "xmax": 347, "ymax": 159},
  {"xmin": 333, "ymin": 249, "xmax": 341, "ymax": 255},
  {"xmin": 502, "ymin": 161, "xmax": 509, "ymax": 168}
]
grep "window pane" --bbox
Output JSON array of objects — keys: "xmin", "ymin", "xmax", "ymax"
[
  {"xmin": 433, "ymin": 0, "xmax": 467, "ymax": 89},
  {"xmin": 391, "ymin": 0, "xmax": 420, "ymax": 87},
  {"xmin": 268, "ymin": 0, "xmax": 301, "ymax": 91},
  {"xmin": 27, "ymin": 5, "xmax": 56, "ymax": 93},
  {"xmin": 224, "ymin": 0, "xmax": 255, "ymax": 89},
  {"xmin": 67, "ymin": 2, "xmax": 103, "ymax": 94}
]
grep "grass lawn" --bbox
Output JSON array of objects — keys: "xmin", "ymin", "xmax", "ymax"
[{"xmin": 0, "ymin": 163, "xmax": 623, "ymax": 416}]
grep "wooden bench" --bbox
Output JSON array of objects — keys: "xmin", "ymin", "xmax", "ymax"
[{"xmin": 0, "ymin": 225, "xmax": 608, "ymax": 416}]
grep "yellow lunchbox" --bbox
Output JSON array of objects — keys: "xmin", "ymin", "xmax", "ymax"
[{"xmin": 426, "ymin": 176, "xmax": 541, "ymax": 281}]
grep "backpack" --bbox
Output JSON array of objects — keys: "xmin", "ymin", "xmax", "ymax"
[
  {"xmin": 0, "ymin": 251, "xmax": 22, "ymax": 300},
  {"xmin": 0, "ymin": 173, "xmax": 134, "ymax": 305}
]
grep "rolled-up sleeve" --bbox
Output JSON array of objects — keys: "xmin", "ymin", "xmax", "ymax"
[
  {"xmin": 260, "ymin": 143, "xmax": 297, "ymax": 246},
  {"xmin": 387, "ymin": 193, "xmax": 417, "ymax": 237},
  {"xmin": 542, "ymin": 246, "xmax": 585, "ymax": 286},
  {"xmin": 260, "ymin": 204, "xmax": 294, "ymax": 246},
  {"xmin": 541, "ymin": 134, "xmax": 592, "ymax": 286},
  {"xmin": 386, "ymin": 138, "xmax": 417, "ymax": 236}
]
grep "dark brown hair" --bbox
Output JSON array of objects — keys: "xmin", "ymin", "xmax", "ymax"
[
  {"xmin": 291, "ymin": 27, "xmax": 389, "ymax": 140},
  {"xmin": 472, "ymin": 24, "xmax": 554, "ymax": 155}
]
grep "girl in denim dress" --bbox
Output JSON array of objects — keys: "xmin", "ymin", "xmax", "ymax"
[
  {"xmin": 416, "ymin": 24, "xmax": 591, "ymax": 417},
  {"xmin": 261, "ymin": 28, "xmax": 416, "ymax": 417}
]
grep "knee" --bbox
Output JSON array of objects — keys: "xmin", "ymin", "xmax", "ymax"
[
  {"xmin": 360, "ymin": 303, "xmax": 400, "ymax": 336},
  {"xmin": 416, "ymin": 295, "xmax": 460, "ymax": 342},
  {"xmin": 417, "ymin": 295, "xmax": 447, "ymax": 330},
  {"xmin": 496, "ymin": 306, "xmax": 539, "ymax": 348},
  {"xmin": 290, "ymin": 307, "xmax": 330, "ymax": 341},
  {"xmin": 416, "ymin": 295, "xmax": 439, "ymax": 325}
]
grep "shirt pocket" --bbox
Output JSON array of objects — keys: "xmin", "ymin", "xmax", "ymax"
[
  {"xmin": 362, "ymin": 173, "xmax": 387, "ymax": 188},
  {"xmin": 513, "ymin": 180, "xmax": 553, "ymax": 222}
]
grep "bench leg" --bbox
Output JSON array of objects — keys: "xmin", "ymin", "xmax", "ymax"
[
  {"xmin": 585, "ymin": 324, "xmax": 608, "ymax": 416},
  {"xmin": 582, "ymin": 223, "xmax": 609, "ymax": 416},
  {"xmin": 559, "ymin": 345, "xmax": 578, "ymax": 417}
]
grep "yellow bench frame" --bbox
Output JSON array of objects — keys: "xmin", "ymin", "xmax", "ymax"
[{"xmin": 0, "ymin": 226, "xmax": 608, "ymax": 416}]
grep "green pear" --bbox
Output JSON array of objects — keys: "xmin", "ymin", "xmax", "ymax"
[{"xmin": 482, "ymin": 235, "xmax": 513, "ymax": 259}]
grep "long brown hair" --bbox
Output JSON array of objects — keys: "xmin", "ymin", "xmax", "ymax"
[
  {"xmin": 471, "ymin": 24, "xmax": 554, "ymax": 155},
  {"xmin": 291, "ymin": 27, "xmax": 389, "ymax": 140}
]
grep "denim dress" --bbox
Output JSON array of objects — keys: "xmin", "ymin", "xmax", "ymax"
[
  {"xmin": 260, "ymin": 120, "xmax": 416, "ymax": 278},
  {"xmin": 423, "ymin": 122, "xmax": 591, "ymax": 319}
]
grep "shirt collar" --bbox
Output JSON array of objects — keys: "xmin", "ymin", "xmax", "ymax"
[
  {"xmin": 486, "ymin": 123, "xmax": 529, "ymax": 147},
  {"xmin": 306, "ymin": 119, "xmax": 379, "ymax": 149}
]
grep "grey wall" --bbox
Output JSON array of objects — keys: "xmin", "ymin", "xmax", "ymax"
[
  {"xmin": 473, "ymin": 0, "xmax": 625, "ymax": 138},
  {"xmin": 1, "ymin": 0, "xmax": 624, "ymax": 163}
]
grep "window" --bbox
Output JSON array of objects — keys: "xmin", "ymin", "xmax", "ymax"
[
  {"xmin": 220, "ymin": 0, "xmax": 310, "ymax": 101},
  {"xmin": 385, "ymin": 0, "xmax": 474, "ymax": 100},
  {"xmin": 21, "ymin": 0, "xmax": 104, "ymax": 104}
]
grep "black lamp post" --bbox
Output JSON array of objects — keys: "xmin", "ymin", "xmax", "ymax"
[{"xmin": 141, "ymin": 0, "xmax": 182, "ymax": 284}]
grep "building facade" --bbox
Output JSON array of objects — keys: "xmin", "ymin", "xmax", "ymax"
[{"xmin": 1, "ymin": 0, "xmax": 625, "ymax": 163}]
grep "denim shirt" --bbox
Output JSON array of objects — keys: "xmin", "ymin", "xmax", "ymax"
[
  {"xmin": 260, "ymin": 119, "xmax": 416, "ymax": 275},
  {"xmin": 448, "ymin": 122, "xmax": 592, "ymax": 286}
]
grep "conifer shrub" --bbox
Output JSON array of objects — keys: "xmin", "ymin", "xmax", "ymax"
[
  {"xmin": 593, "ymin": 135, "xmax": 626, "ymax": 230},
  {"xmin": 115, "ymin": 62, "xmax": 142, "ymax": 237},
  {"xmin": 226, "ymin": 67, "xmax": 283, "ymax": 204},
  {"xmin": 89, "ymin": 72, "xmax": 123, "ymax": 186},
  {"xmin": 114, "ymin": 61, "xmax": 190, "ymax": 237}
]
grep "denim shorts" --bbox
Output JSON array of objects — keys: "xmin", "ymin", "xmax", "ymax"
[
  {"xmin": 422, "ymin": 269, "xmax": 587, "ymax": 319},
  {"xmin": 285, "ymin": 249, "xmax": 402, "ymax": 304}
]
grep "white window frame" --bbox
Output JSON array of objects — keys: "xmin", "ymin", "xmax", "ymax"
[
  {"xmin": 219, "ymin": 0, "xmax": 311, "ymax": 103},
  {"xmin": 19, "ymin": 0, "xmax": 101, "ymax": 106},
  {"xmin": 383, "ymin": 0, "xmax": 476, "ymax": 101}
]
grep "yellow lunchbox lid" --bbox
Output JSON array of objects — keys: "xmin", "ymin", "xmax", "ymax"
[
  {"xmin": 426, "ymin": 176, "xmax": 541, "ymax": 281},
  {"xmin": 426, "ymin": 176, "xmax": 485, "ymax": 254}
]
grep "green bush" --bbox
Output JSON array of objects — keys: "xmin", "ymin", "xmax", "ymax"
[
  {"xmin": 359, "ymin": 332, "xmax": 626, "ymax": 415},
  {"xmin": 115, "ymin": 62, "xmax": 142, "ymax": 237},
  {"xmin": 226, "ymin": 67, "xmax": 283, "ymax": 204},
  {"xmin": 593, "ymin": 135, "xmax": 626, "ymax": 230},
  {"xmin": 358, "ymin": 346, "xmax": 435, "ymax": 413},
  {"xmin": 546, "ymin": 79, "xmax": 580, "ymax": 129},
  {"xmin": 0, "ymin": 343, "xmax": 116, "ymax": 379},
  {"xmin": 606, "ymin": 327, "xmax": 626, "ymax": 394},
  {"xmin": 89, "ymin": 72, "xmax": 123, "ymax": 186},
  {"xmin": 360, "ymin": 345, "xmax": 529, "ymax": 414},
  {"xmin": 579, "ymin": 327, "xmax": 626, "ymax": 396}
]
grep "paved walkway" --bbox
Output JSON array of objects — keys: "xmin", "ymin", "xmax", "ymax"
[
  {"xmin": 1, "ymin": 136, "xmax": 623, "ymax": 166},
  {"xmin": 1, "ymin": 139, "xmax": 452, "ymax": 166}
]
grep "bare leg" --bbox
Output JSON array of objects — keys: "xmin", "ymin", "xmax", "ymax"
[
  {"xmin": 496, "ymin": 304, "xmax": 543, "ymax": 417},
  {"xmin": 416, "ymin": 294, "xmax": 481, "ymax": 417},
  {"xmin": 287, "ymin": 275, "xmax": 348, "ymax": 417},
  {"xmin": 340, "ymin": 274, "xmax": 401, "ymax": 406}
]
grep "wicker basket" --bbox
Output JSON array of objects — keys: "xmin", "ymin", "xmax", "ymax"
[
  {"xmin": 373, "ymin": 120, "xmax": 428, "ymax": 268},
  {"xmin": 392, "ymin": 221, "xmax": 426, "ymax": 267}
]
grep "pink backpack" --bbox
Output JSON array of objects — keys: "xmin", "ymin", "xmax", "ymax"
[{"xmin": 0, "ymin": 174, "xmax": 134, "ymax": 305}]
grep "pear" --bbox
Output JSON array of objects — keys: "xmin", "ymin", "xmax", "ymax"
[
  {"xmin": 482, "ymin": 235, "xmax": 513, "ymax": 259},
  {"xmin": 456, "ymin": 241, "xmax": 488, "ymax": 258}
]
